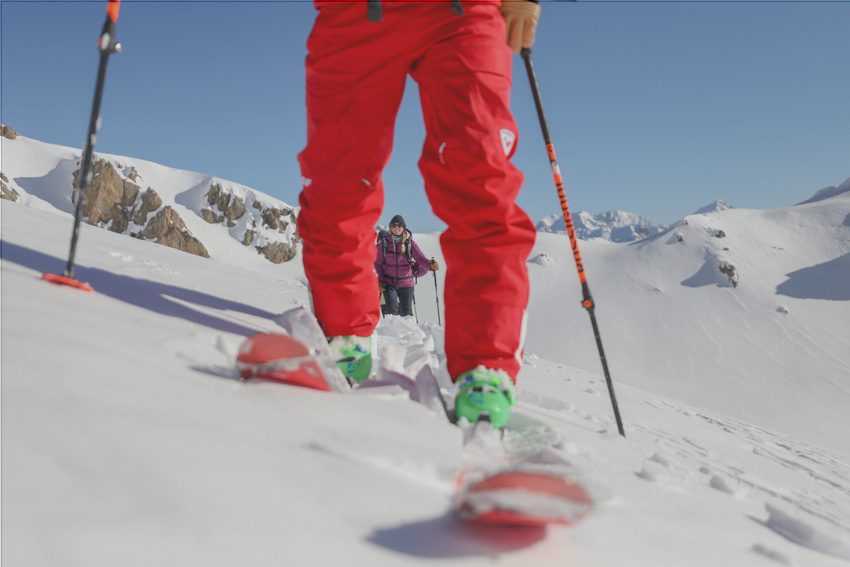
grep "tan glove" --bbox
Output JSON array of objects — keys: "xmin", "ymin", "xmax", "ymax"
[
  {"xmin": 430, "ymin": 259, "xmax": 440, "ymax": 271},
  {"xmin": 500, "ymin": 0, "xmax": 540, "ymax": 54},
  {"xmin": 378, "ymin": 282, "xmax": 386, "ymax": 293}
]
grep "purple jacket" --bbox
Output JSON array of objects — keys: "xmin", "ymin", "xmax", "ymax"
[{"xmin": 375, "ymin": 230, "xmax": 431, "ymax": 288}]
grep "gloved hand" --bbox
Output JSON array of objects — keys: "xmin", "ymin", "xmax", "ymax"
[
  {"xmin": 500, "ymin": 0, "xmax": 540, "ymax": 54},
  {"xmin": 379, "ymin": 282, "xmax": 386, "ymax": 293},
  {"xmin": 430, "ymin": 259, "xmax": 440, "ymax": 271}
]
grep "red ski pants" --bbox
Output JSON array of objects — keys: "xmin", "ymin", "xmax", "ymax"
[{"xmin": 297, "ymin": 1, "xmax": 536, "ymax": 381}]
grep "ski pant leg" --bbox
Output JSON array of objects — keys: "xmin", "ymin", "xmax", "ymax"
[
  {"xmin": 297, "ymin": 4, "xmax": 408, "ymax": 337},
  {"xmin": 383, "ymin": 287, "xmax": 400, "ymax": 316},
  {"xmin": 412, "ymin": 2, "xmax": 536, "ymax": 381},
  {"xmin": 397, "ymin": 286, "xmax": 415, "ymax": 317}
]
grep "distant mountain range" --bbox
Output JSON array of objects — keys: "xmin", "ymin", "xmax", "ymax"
[
  {"xmin": 536, "ymin": 200, "xmax": 740, "ymax": 243},
  {"xmin": 537, "ymin": 210, "xmax": 668, "ymax": 242}
]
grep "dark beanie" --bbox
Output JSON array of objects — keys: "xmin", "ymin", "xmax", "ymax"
[{"xmin": 390, "ymin": 215, "xmax": 406, "ymax": 227}]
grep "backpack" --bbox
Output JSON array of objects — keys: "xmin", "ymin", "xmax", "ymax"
[{"xmin": 381, "ymin": 235, "xmax": 415, "ymax": 271}]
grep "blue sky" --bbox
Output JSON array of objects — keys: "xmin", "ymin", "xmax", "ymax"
[{"xmin": 2, "ymin": 0, "xmax": 848, "ymax": 232}]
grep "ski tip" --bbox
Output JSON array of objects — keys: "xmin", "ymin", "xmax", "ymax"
[
  {"xmin": 456, "ymin": 470, "xmax": 593, "ymax": 527},
  {"xmin": 41, "ymin": 273, "xmax": 94, "ymax": 292},
  {"xmin": 237, "ymin": 333, "xmax": 331, "ymax": 392}
]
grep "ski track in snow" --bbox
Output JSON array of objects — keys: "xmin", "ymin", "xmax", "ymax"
[
  {"xmin": 373, "ymin": 327, "xmax": 850, "ymax": 565},
  {"xmin": 505, "ymin": 354, "xmax": 850, "ymax": 565},
  {"xmin": 625, "ymin": 396, "xmax": 850, "ymax": 564}
]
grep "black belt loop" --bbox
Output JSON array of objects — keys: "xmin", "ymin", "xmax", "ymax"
[
  {"xmin": 367, "ymin": 0, "xmax": 382, "ymax": 22},
  {"xmin": 450, "ymin": 0, "xmax": 464, "ymax": 16}
]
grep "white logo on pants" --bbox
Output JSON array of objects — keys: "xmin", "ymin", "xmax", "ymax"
[{"xmin": 500, "ymin": 128, "xmax": 516, "ymax": 157}]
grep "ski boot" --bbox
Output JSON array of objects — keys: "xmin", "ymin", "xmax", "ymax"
[
  {"xmin": 453, "ymin": 367, "xmax": 516, "ymax": 429},
  {"xmin": 327, "ymin": 335, "xmax": 372, "ymax": 383}
]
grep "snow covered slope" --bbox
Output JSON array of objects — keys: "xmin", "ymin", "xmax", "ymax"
[
  {"xmin": 3, "ymin": 195, "xmax": 850, "ymax": 566},
  {"xmin": 525, "ymin": 186, "xmax": 850, "ymax": 456},
  {"xmin": 1, "ymin": 131, "xmax": 299, "ymax": 274}
]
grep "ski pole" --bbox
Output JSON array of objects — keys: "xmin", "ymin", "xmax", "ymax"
[
  {"xmin": 431, "ymin": 257, "xmax": 441, "ymax": 326},
  {"xmin": 412, "ymin": 287, "xmax": 419, "ymax": 323},
  {"xmin": 521, "ymin": 47, "xmax": 625, "ymax": 437},
  {"xmin": 43, "ymin": 0, "xmax": 122, "ymax": 291}
]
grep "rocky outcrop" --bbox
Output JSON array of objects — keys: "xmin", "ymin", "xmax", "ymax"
[
  {"xmin": 133, "ymin": 188, "xmax": 163, "ymax": 225},
  {"xmin": 2, "ymin": 125, "xmax": 18, "ymax": 140},
  {"xmin": 242, "ymin": 225, "xmax": 256, "ymax": 246},
  {"xmin": 200, "ymin": 182, "xmax": 299, "ymax": 263},
  {"xmin": 258, "ymin": 203, "xmax": 294, "ymax": 232},
  {"xmin": 5, "ymin": 130, "xmax": 299, "ymax": 265},
  {"xmin": 256, "ymin": 240, "xmax": 297, "ymax": 264},
  {"xmin": 72, "ymin": 158, "xmax": 208, "ymax": 258},
  {"xmin": 73, "ymin": 159, "xmax": 143, "ymax": 233},
  {"xmin": 1, "ymin": 125, "xmax": 20, "ymax": 201},
  {"xmin": 1, "ymin": 172, "xmax": 19, "ymax": 202},
  {"xmin": 719, "ymin": 262, "xmax": 738, "ymax": 288},
  {"xmin": 142, "ymin": 206, "xmax": 209, "ymax": 258},
  {"xmin": 253, "ymin": 202, "xmax": 299, "ymax": 263},
  {"xmin": 204, "ymin": 182, "xmax": 246, "ymax": 227},
  {"xmin": 126, "ymin": 166, "xmax": 141, "ymax": 183}
]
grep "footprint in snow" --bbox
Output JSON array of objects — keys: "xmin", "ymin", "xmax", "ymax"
[{"xmin": 709, "ymin": 474, "xmax": 748, "ymax": 498}]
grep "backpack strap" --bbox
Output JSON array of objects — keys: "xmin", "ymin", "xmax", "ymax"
[
  {"xmin": 382, "ymin": 238, "xmax": 389, "ymax": 268},
  {"xmin": 405, "ymin": 236, "xmax": 415, "ymax": 267}
]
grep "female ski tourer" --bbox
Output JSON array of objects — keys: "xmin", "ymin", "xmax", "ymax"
[
  {"xmin": 297, "ymin": 0, "xmax": 541, "ymax": 426},
  {"xmin": 375, "ymin": 215, "xmax": 439, "ymax": 318}
]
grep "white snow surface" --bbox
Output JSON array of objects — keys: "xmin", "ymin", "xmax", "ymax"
[{"xmin": 2, "ymin": 136, "xmax": 850, "ymax": 566}]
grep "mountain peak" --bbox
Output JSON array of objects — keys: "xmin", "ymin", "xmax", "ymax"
[{"xmin": 692, "ymin": 200, "xmax": 733, "ymax": 215}]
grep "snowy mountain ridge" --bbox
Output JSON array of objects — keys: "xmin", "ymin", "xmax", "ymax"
[
  {"xmin": 1, "ymin": 128, "xmax": 300, "ymax": 274},
  {"xmin": 536, "ymin": 209, "xmax": 668, "ymax": 242},
  {"xmin": 3, "ymin": 126, "xmax": 674, "ymax": 247},
  {"xmin": 797, "ymin": 176, "xmax": 850, "ymax": 205}
]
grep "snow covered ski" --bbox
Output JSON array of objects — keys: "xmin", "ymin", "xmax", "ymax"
[
  {"xmin": 237, "ymin": 333, "xmax": 331, "ymax": 391},
  {"xmin": 453, "ymin": 417, "xmax": 593, "ymax": 526}
]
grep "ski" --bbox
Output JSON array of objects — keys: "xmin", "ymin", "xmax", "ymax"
[
  {"xmin": 456, "ymin": 469, "xmax": 592, "ymax": 526},
  {"xmin": 237, "ymin": 332, "xmax": 331, "ymax": 391},
  {"xmin": 454, "ymin": 418, "xmax": 593, "ymax": 526}
]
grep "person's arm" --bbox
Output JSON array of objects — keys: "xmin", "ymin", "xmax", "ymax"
[{"xmin": 410, "ymin": 240, "xmax": 432, "ymax": 277}]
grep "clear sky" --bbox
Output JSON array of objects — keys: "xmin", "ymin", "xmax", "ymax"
[{"xmin": 2, "ymin": 0, "xmax": 848, "ymax": 232}]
